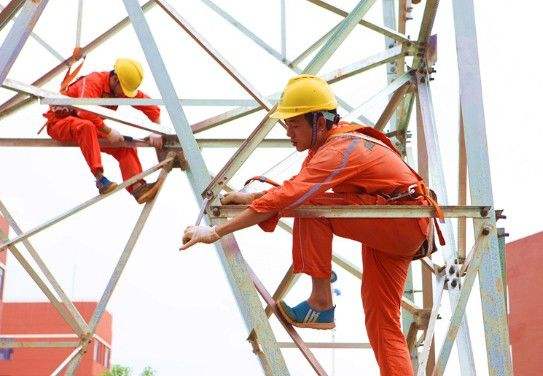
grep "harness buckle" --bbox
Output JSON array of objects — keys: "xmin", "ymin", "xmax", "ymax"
[{"xmin": 387, "ymin": 184, "xmax": 418, "ymax": 201}]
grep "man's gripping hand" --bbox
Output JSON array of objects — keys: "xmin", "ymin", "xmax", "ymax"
[
  {"xmin": 180, "ymin": 225, "xmax": 221, "ymax": 250},
  {"xmin": 220, "ymin": 191, "xmax": 256, "ymax": 205}
]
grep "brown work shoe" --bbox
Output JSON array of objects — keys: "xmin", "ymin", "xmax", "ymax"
[{"xmin": 131, "ymin": 181, "xmax": 160, "ymax": 204}]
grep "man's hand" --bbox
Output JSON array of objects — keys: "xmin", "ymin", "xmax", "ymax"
[
  {"xmin": 220, "ymin": 191, "xmax": 256, "ymax": 205},
  {"xmin": 107, "ymin": 128, "xmax": 123, "ymax": 143},
  {"xmin": 181, "ymin": 225, "xmax": 221, "ymax": 250},
  {"xmin": 148, "ymin": 134, "xmax": 163, "ymax": 148}
]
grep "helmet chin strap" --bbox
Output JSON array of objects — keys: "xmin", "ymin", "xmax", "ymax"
[{"xmin": 311, "ymin": 113, "xmax": 319, "ymax": 148}]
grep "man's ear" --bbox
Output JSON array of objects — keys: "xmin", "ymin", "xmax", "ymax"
[{"xmin": 317, "ymin": 114, "xmax": 327, "ymax": 131}]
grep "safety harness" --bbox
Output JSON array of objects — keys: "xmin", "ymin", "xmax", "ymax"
[
  {"xmin": 328, "ymin": 125, "xmax": 446, "ymax": 258},
  {"xmin": 39, "ymin": 48, "xmax": 86, "ymax": 134}
]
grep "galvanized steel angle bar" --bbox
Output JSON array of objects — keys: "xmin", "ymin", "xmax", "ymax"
[
  {"xmin": 204, "ymin": 0, "xmax": 379, "ymax": 198},
  {"xmin": 433, "ymin": 223, "xmax": 494, "ymax": 375},
  {"xmin": 452, "ymin": 1, "xmax": 512, "ymax": 372},
  {"xmin": 2, "ymin": 78, "xmax": 171, "ymax": 135},
  {"xmin": 154, "ymin": 0, "xmax": 274, "ymax": 111},
  {"xmin": 343, "ymin": 71, "xmax": 413, "ymax": 122},
  {"xmin": 416, "ymin": 272, "xmax": 446, "ymax": 376},
  {"xmin": 0, "ymin": 0, "xmax": 25, "ymax": 31},
  {"xmin": 64, "ymin": 164, "xmax": 171, "ymax": 375},
  {"xmin": 0, "ymin": 225, "xmax": 86, "ymax": 337},
  {"xmin": 1, "ymin": 158, "xmax": 173, "ymax": 250},
  {"xmin": 123, "ymin": 2, "xmax": 290, "ymax": 374},
  {"xmin": 0, "ymin": 0, "xmax": 50, "ymax": 84},
  {"xmin": 50, "ymin": 344, "xmax": 83, "ymax": 376},
  {"xmin": 416, "ymin": 76, "xmax": 477, "ymax": 374},
  {"xmin": 0, "ymin": 2, "xmax": 64, "ymax": 62},
  {"xmin": 0, "ymin": 201, "xmax": 89, "ymax": 334},
  {"xmin": 246, "ymin": 264, "xmax": 328, "ymax": 376},
  {"xmin": 305, "ymin": 0, "xmax": 412, "ymax": 45},
  {"xmin": 190, "ymin": 46, "xmax": 404, "ymax": 134},
  {"xmin": 201, "ymin": 0, "xmax": 291, "ymax": 64}
]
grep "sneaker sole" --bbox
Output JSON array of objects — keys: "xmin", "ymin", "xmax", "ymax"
[
  {"xmin": 136, "ymin": 183, "xmax": 161, "ymax": 204},
  {"xmin": 277, "ymin": 301, "xmax": 335, "ymax": 330},
  {"xmin": 99, "ymin": 183, "xmax": 118, "ymax": 195}
]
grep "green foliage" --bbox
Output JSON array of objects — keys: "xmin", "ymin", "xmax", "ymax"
[
  {"xmin": 101, "ymin": 365, "xmax": 155, "ymax": 376},
  {"xmin": 102, "ymin": 365, "xmax": 131, "ymax": 376},
  {"xmin": 140, "ymin": 366, "xmax": 155, "ymax": 376}
]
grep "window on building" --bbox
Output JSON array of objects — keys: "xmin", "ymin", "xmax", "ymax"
[
  {"xmin": 93, "ymin": 339, "xmax": 110, "ymax": 367},
  {"xmin": 0, "ymin": 267, "xmax": 4, "ymax": 300},
  {"xmin": 0, "ymin": 348, "xmax": 13, "ymax": 361}
]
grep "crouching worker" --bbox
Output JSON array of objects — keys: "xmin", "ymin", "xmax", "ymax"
[
  {"xmin": 43, "ymin": 58, "xmax": 163, "ymax": 204},
  {"xmin": 181, "ymin": 74, "xmax": 442, "ymax": 375}
]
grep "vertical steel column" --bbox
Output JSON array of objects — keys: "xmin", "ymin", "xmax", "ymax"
[
  {"xmin": 452, "ymin": 0, "xmax": 512, "ymax": 373},
  {"xmin": 0, "ymin": 0, "xmax": 50, "ymax": 83},
  {"xmin": 416, "ymin": 78, "xmax": 476, "ymax": 375},
  {"xmin": 75, "ymin": 0, "xmax": 83, "ymax": 48},
  {"xmin": 122, "ymin": 1, "xmax": 290, "ymax": 374},
  {"xmin": 382, "ymin": 0, "xmax": 398, "ymax": 130},
  {"xmin": 280, "ymin": 0, "xmax": 286, "ymax": 60},
  {"xmin": 416, "ymin": 105, "xmax": 435, "ymax": 373}
]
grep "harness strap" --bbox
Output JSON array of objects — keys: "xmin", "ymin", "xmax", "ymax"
[
  {"xmin": 60, "ymin": 47, "xmax": 85, "ymax": 95},
  {"xmin": 329, "ymin": 131, "xmax": 446, "ymax": 246}
]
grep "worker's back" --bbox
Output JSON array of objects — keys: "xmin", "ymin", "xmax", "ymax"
[{"xmin": 306, "ymin": 121, "xmax": 418, "ymax": 197}]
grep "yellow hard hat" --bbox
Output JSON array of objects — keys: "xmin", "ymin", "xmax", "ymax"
[
  {"xmin": 114, "ymin": 58, "xmax": 143, "ymax": 98},
  {"xmin": 270, "ymin": 74, "xmax": 337, "ymax": 120}
]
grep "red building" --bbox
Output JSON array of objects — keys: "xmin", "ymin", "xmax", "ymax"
[
  {"xmin": 507, "ymin": 231, "xmax": 543, "ymax": 376},
  {"xmin": 0, "ymin": 217, "xmax": 112, "ymax": 375}
]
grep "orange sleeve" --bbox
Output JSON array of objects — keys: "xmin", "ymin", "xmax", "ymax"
[
  {"xmin": 250, "ymin": 139, "xmax": 363, "ymax": 231},
  {"xmin": 68, "ymin": 74, "xmax": 106, "ymax": 129},
  {"xmin": 132, "ymin": 91, "xmax": 161, "ymax": 124}
]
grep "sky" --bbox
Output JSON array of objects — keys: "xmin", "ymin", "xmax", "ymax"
[{"xmin": 0, "ymin": 0, "xmax": 541, "ymax": 375}]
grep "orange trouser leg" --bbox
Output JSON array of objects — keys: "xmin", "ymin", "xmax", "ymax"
[
  {"xmin": 291, "ymin": 192, "xmax": 426, "ymax": 376},
  {"xmin": 101, "ymin": 146, "xmax": 143, "ymax": 192},
  {"xmin": 362, "ymin": 248, "xmax": 413, "ymax": 376},
  {"xmin": 47, "ymin": 117, "xmax": 103, "ymax": 176}
]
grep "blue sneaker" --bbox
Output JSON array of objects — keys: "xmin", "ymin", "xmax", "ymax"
[
  {"xmin": 277, "ymin": 300, "xmax": 335, "ymax": 330},
  {"xmin": 96, "ymin": 176, "xmax": 118, "ymax": 195}
]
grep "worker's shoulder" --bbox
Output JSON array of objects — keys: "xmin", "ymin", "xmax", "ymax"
[{"xmin": 81, "ymin": 71, "xmax": 110, "ymax": 81}]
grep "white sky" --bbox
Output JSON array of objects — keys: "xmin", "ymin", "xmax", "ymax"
[{"xmin": 0, "ymin": 0, "xmax": 541, "ymax": 375}]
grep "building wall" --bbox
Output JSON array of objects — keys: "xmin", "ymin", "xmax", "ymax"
[
  {"xmin": 0, "ymin": 216, "xmax": 8, "ymax": 333},
  {"xmin": 507, "ymin": 231, "xmax": 543, "ymax": 376},
  {"xmin": 0, "ymin": 301, "xmax": 112, "ymax": 376}
]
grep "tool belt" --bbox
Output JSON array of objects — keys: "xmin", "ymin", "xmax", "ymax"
[
  {"xmin": 383, "ymin": 184, "xmax": 442, "ymax": 260},
  {"xmin": 49, "ymin": 105, "xmax": 77, "ymax": 118}
]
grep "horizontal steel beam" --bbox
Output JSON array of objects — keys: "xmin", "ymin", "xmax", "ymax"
[
  {"xmin": 0, "ymin": 340, "xmax": 79, "ymax": 348},
  {"xmin": 0, "ymin": 138, "xmax": 292, "ymax": 149},
  {"xmin": 41, "ymin": 97, "xmax": 261, "ymax": 107},
  {"xmin": 278, "ymin": 342, "xmax": 371, "ymax": 349},
  {"xmin": 212, "ymin": 205, "xmax": 490, "ymax": 219},
  {"xmin": 2, "ymin": 78, "xmax": 171, "ymax": 135}
]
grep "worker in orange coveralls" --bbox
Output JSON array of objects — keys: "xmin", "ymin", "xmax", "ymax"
[
  {"xmin": 43, "ymin": 58, "xmax": 163, "ymax": 204},
  {"xmin": 181, "ymin": 75, "xmax": 442, "ymax": 375}
]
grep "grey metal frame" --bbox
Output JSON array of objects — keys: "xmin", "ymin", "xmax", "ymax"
[{"xmin": 0, "ymin": 0, "xmax": 512, "ymax": 374}]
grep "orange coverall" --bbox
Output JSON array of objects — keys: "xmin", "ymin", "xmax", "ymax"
[
  {"xmin": 250, "ymin": 122, "xmax": 430, "ymax": 376},
  {"xmin": 43, "ymin": 71, "xmax": 160, "ymax": 191}
]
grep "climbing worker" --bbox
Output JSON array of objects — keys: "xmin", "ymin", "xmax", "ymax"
[
  {"xmin": 181, "ymin": 74, "xmax": 442, "ymax": 375},
  {"xmin": 43, "ymin": 58, "xmax": 163, "ymax": 203}
]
